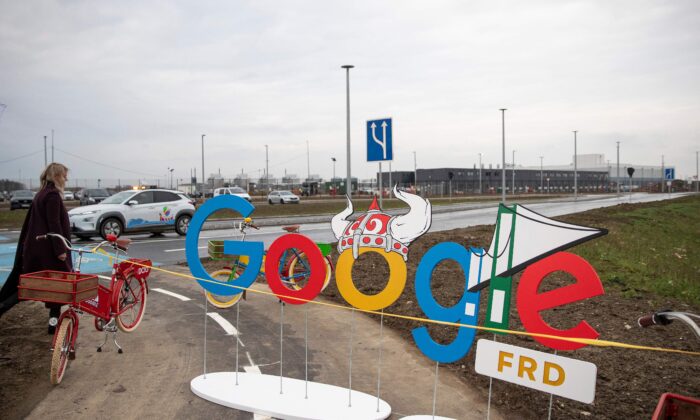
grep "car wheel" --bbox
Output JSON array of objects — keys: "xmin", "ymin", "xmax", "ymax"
[
  {"xmin": 175, "ymin": 214, "xmax": 191, "ymax": 236},
  {"xmin": 100, "ymin": 218, "xmax": 123, "ymax": 240},
  {"xmin": 268, "ymin": 199, "xmax": 273, "ymax": 205}
]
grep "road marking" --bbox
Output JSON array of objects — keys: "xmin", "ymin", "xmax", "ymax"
[
  {"xmin": 164, "ymin": 246, "xmax": 205, "ymax": 253},
  {"xmin": 207, "ymin": 312, "xmax": 246, "ymax": 348},
  {"xmin": 152, "ymin": 287, "xmax": 192, "ymax": 301}
]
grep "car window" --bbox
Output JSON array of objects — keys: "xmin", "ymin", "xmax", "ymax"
[
  {"xmin": 88, "ymin": 189, "xmax": 110, "ymax": 197},
  {"xmin": 102, "ymin": 191, "xmax": 135, "ymax": 204},
  {"xmin": 154, "ymin": 191, "xmax": 180, "ymax": 203},
  {"xmin": 231, "ymin": 187, "xmax": 246, "ymax": 194},
  {"xmin": 131, "ymin": 191, "xmax": 154, "ymax": 204}
]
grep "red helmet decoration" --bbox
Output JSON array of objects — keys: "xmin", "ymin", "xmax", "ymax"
[{"xmin": 331, "ymin": 186, "xmax": 432, "ymax": 261}]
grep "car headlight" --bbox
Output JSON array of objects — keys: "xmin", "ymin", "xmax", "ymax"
[
  {"xmin": 88, "ymin": 197, "xmax": 95, "ymax": 202},
  {"xmin": 71, "ymin": 210, "xmax": 99, "ymax": 217}
]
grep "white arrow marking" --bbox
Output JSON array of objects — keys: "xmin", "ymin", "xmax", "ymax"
[{"xmin": 371, "ymin": 121, "xmax": 387, "ymax": 159}]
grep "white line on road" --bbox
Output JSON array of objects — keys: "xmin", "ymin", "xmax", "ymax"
[
  {"xmin": 207, "ymin": 312, "xmax": 245, "ymax": 347},
  {"xmin": 164, "ymin": 246, "xmax": 205, "ymax": 253},
  {"xmin": 152, "ymin": 287, "xmax": 192, "ymax": 301}
]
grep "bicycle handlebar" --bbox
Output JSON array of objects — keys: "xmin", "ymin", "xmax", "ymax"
[
  {"xmin": 37, "ymin": 233, "xmax": 116, "ymax": 255},
  {"xmin": 638, "ymin": 310, "xmax": 700, "ymax": 340}
]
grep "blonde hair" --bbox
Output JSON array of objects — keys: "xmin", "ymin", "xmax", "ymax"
[{"xmin": 40, "ymin": 163, "xmax": 69, "ymax": 193}]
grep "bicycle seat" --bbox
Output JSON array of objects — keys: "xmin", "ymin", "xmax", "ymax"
[
  {"xmin": 282, "ymin": 225, "xmax": 300, "ymax": 233},
  {"xmin": 115, "ymin": 237, "xmax": 131, "ymax": 251}
]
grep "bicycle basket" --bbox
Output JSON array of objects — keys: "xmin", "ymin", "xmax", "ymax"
[{"xmin": 19, "ymin": 270, "xmax": 98, "ymax": 305}]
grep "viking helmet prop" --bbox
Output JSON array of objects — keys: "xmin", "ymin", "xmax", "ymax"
[{"xmin": 331, "ymin": 186, "xmax": 432, "ymax": 261}]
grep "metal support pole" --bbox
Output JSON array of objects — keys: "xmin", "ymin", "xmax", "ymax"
[
  {"xmin": 348, "ymin": 308, "xmax": 355, "ymax": 407},
  {"xmin": 378, "ymin": 162, "xmax": 383, "ymax": 207},
  {"xmin": 203, "ymin": 292, "xmax": 208, "ymax": 378},
  {"xmin": 616, "ymin": 141, "xmax": 620, "ymax": 196},
  {"xmin": 235, "ymin": 299, "xmax": 240, "ymax": 385},
  {"xmin": 201, "ymin": 134, "xmax": 205, "ymax": 197},
  {"xmin": 280, "ymin": 301, "xmax": 284, "ymax": 394},
  {"xmin": 500, "ymin": 109, "xmax": 507, "ymax": 204},
  {"xmin": 573, "ymin": 130, "xmax": 578, "ymax": 200},
  {"xmin": 376, "ymin": 310, "xmax": 384, "ymax": 412},
  {"xmin": 342, "ymin": 65, "xmax": 354, "ymax": 198}
]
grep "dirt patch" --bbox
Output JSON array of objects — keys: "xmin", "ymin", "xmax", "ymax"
[
  {"xmin": 0, "ymin": 300, "xmax": 54, "ymax": 419},
  {"xmin": 317, "ymin": 212, "xmax": 700, "ymax": 419}
]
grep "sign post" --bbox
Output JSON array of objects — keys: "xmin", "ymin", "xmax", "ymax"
[
  {"xmin": 627, "ymin": 167, "xmax": 635, "ymax": 202},
  {"xmin": 367, "ymin": 118, "xmax": 393, "ymax": 207},
  {"xmin": 664, "ymin": 168, "xmax": 674, "ymax": 195}
]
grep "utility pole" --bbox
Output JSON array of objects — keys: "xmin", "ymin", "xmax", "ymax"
[
  {"xmin": 341, "ymin": 64, "xmax": 354, "ymax": 198},
  {"xmin": 500, "ymin": 109, "xmax": 507, "ymax": 204},
  {"xmin": 44, "ymin": 135, "xmax": 47, "ymax": 167},
  {"xmin": 661, "ymin": 154, "xmax": 665, "ymax": 193},
  {"xmin": 265, "ymin": 144, "xmax": 269, "ymax": 191},
  {"xmin": 413, "ymin": 151, "xmax": 418, "ymax": 195},
  {"xmin": 573, "ymin": 130, "xmax": 578, "ymax": 200},
  {"xmin": 478, "ymin": 152, "xmax": 482, "ymax": 194},
  {"xmin": 539, "ymin": 156, "xmax": 544, "ymax": 193},
  {"xmin": 511, "ymin": 149, "xmax": 516, "ymax": 196},
  {"xmin": 616, "ymin": 141, "xmax": 620, "ymax": 195},
  {"xmin": 201, "ymin": 134, "xmax": 205, "ymax": 197}
]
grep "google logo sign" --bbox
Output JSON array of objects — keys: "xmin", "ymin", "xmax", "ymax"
[{"xmin": 186, "ymin": 192, "xmax": 607, "ymax": 363}]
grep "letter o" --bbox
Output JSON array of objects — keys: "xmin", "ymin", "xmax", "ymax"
[{"xmin": 335, "ymin": 248, "xmax": 407, "ymax": 311}]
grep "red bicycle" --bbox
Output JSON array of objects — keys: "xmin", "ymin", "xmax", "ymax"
[
  {"xmin": 18, "ymin": 233, "xmax": 151, "ymax": 384},
  {"xmin": 638, "ymin": 310, "xmax": 700, "ymax": 419}
]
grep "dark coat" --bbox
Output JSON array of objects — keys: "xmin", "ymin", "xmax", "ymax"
[
  {"xmin": 21, "ymin": 184, "xmax": 73, "ymax": 274},
  {"xmin": 0, "ymin": 183, "xmax": 72, "ymax": 317}
]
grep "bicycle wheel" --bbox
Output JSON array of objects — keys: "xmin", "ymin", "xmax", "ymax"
[
  {"xmin": 205, "ymin": 269, "xmax": 244, "ymax": 308},
  {"xmin": 50, "ymin": 317, "xmax": 74, "ymax": 385},
  {"xmin": 286, "ymin": 253, "xmax": 332, "ymax": 291},
  {"xmin": 116, "ymin": 275, "xmax": 147, "ymax": 332}
]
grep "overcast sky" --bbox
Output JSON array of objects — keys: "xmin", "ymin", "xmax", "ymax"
[{"xmin": 1, "ymin": 0, "xmax": 698, "ymax": 186}]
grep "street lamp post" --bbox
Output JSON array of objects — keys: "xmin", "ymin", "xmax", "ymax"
[
  {"xmin": 201, "ymin": 134, "xmax": 205, "ymax": 198},
  {"xmin": 500, "ymin": 109, "xmax": 507, "ymax": 204},
  {"xmin": 331, "ymin": 157, "xmax": 337, "ymax": 195},
  {"xmin": 616, "ymin": 141, "xmax": 620, "ymax": 196},
  {"xmin": 413, "ymin": 151, "xmax": 418, "ymax": 195},
  {"xmin": 265, "ymin": 145, "xmax": 269, "ymax": 191},
  {"xmin": 511, "ymin": 149, "xmax": 516, "ymax": 196},
  {"xmin": 478, "ymin": 152, "xmax": 482, "ymax": 194},
  {"xmin": 573, "ymin": 130, "xmax": 578, "ymax": 200},
  {"xmin": 168, "ymin": 167, "xmax": 174, "ymax": 189},
  {"xmin": 539, "ymin": 156, "xmax": 544, "ymax": 193},
  {"xmin": 341, "ymin": 65, "xmax": 354, "ymax": 198}
]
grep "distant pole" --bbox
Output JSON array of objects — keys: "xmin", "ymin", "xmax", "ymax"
[
  {"xmin": 51, "ymin": 129, "xmax": 54, "ymax": 162},
  {"xmin": 478, "ymin": 153, "xmax": 482, "ymax": 194},
  {"xmin": 500, "ymin": 109, "xmax": 507, "ymax": 204},
  {"xmin": 539, "ymin": 156, "xmax": 544, "ymax": 192},
  {"xmin": 265, "ymin": 144, "xmax": 270, "ymax": 191},
  {"xmin": 306, "ymin": 140, "xmax": 310, "ymax": 181},
  {"xmin": 695, "ymin": 150, "xmax": 700, "ymax": 192},
  {"xmin": 616, "ymin": 141, "xmax": 620, "ymax": 195},
  {"xmin": 661, "ymin": 154, "xmax": 665, "ymax": 193},
  {"xmin": 511, "ymin": 149, "xmax": 515, "ymax": 196},
  {"xmin": 331, "ymin": 157, "xmax": 336, "ymax": 194},
  {"xmin": 413, "ymin": 151, "xmax": 418, "ymax": 194},
  {"xmin": 44, "ymin": 135, "xmax": 47, "ymax": 167},
  {"xmin": 342, "ymin": 64, "xmax": 354, "ymax": 198},
  {"xmin": 201, "ymin": 134, "xmax": 205, "ymax": 197},
  {"xmin": 573, "ymin": 130, "xmax": 578, "ymax": 200}
]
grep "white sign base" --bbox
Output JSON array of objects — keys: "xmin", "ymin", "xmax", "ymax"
[
  {"xmin": 474, "ymin": 339, "xmax": 597, "ymax": 404},
  {"xmin": 191, "ymin": 372, "xmax": 391, "ymax": 420},
  {"xmin": 400, "ymin": 415, "xmax": 454, "ymax": 420}
]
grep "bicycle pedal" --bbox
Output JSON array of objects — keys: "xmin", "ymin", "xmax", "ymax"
[{"xmin": 69, "ymin": 350, "xmax": 76, "ymax": 360}]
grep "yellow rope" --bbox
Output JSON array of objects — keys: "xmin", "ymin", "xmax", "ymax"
[{"xmin": 108, "ymin": 255, "xmax": 700, "ymax": 357}]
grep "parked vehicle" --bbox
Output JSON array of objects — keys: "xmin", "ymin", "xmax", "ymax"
[
  {"xmin": 79, "ymin": 188, "xmax": 111, "ymax": 206},
  {"xmin": 69, "ymin": 189, "xmax": 195, "ymax": 240},
  {"xmin": 267, "ymin": 190, "xmax": 300, "ymax": 204},
  {"xmin": 63, "ymin": 191, "xmax": 75, "ymax": 201},
  {"xmin": 10, "ymin": 190, "xmax": 35, "ymax": 210},
  {"xmin": 213, "ymin": 186, "xmax": 252, "ymax": 202}
]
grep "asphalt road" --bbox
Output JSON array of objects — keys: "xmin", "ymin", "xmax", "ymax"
[{"xmin": 0, "ymin": 193, "xmax": 690, "ymax": 284}]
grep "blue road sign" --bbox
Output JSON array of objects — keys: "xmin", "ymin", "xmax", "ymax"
[
  {"xmin": 665, "ymin": 168, "xmax": 675, "ymax": 180},
  {"xmin": 367, "ymin": 118, "xmax": 393, "ymax": 162}
]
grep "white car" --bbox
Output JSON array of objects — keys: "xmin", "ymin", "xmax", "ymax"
[
  {"xmin": 63, "ymin": 191, "xmax": 75, "ymax": 200},
  {"xmin": 69, "ymin": 189, "xmax": 195, "ymax": 240},
  {"xmin": 267, "ymin": 190, "xmax": 300, "ymax": 204},
  {"xmin": 213, "ymin": 187, "xmax": 252, "ymax": 202}
]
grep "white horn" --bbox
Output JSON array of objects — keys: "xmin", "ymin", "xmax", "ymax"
[
  {"xmin": 331, "ymin": 195, "xmax": 354, "ymax": 240},
  {"xmin": 388, "ymin": 186, "xmax": 432, "ymax": 245}
]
